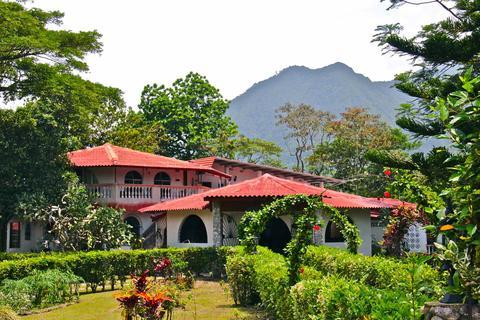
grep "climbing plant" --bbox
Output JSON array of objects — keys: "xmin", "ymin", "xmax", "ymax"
[{"xmin": 238, "ymin": 194, "xmax": 361, "ymax": 284}]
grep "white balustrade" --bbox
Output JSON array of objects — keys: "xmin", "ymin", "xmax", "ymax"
[{"xmin": 87, "ymin": 184, "xmax": 208, "ymax": 203}]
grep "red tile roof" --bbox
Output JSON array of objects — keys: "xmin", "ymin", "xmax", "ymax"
[
  {"xmin": 190, "ymin": 157, "xmax": 343, "ymax": 185},
  {"xmin": 67, "ymin": 143, "xmax": 230, "ymax": 178},
  {"xmin": 140, "ymin": 174, "xmax": 393, "ymax": 212}
]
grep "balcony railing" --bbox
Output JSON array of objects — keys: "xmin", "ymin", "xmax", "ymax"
[{"xmin": 86, "ymin": 184, "xmax": 209, "ymax": 203}]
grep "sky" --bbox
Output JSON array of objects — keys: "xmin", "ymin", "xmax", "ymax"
[{"xmin": 33, "ymin": 0, "xmax": 447, "ymax": 107}]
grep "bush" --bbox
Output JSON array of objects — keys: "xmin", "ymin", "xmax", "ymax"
[
  {"xmin": 225, "ymin": 251, "xmax": 258, "ymax": 306},
  {"xmin": 304, "ymin": 245, "xmax": 442, "ymax": 292},
  {"xmin": 227, "ymin": 246, "xmax": 441, "ymax": 320},
  {"xmin": 0, "ymin": 269, "xmax": 82, "ymax": 314},
  {"xmin": 0, "ymin": 247, "xmax": 235, "ymax": 291}
]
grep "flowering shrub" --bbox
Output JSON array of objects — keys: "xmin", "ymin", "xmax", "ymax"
[{"xmin": 117, "ymin": 257, "xmax": 190, "ymax": 320}]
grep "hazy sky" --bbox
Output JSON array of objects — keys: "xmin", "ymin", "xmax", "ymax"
[{"xmin": 33, "ymin": 0, "xmax": 447, "ymax": 107}]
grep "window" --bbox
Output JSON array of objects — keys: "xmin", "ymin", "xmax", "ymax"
[
  {"xmin": 325, "ymin": 220, "xmax": 348, "ymax": 243},
  {"xmin": 9, "ymin": 222, "xmax": 21, "ymax": 248},
  {"xmin": 154, "ymin": 172, "xmax": 171, "ymax": 185},
  {"xmin": 125, "ymin": 171, "xmax": 142, "ymax": 184},
  {"xmin": 25, "ymin": 223, "xmax": 31, "ymax": 241},
  {"xmin": 179, "ymin": 215, "xmax": 208, "ymax": 243},
  {"xmin": 79, "ymin": 169, "xmax": 98, "ymax": 184}
]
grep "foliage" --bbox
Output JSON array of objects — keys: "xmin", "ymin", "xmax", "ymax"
[
  {"xmin": 0, "ymin": 0, "xmax": 101, "ymax": 101},
  {"xmin": 25, "ymin": 175, "xmax": 132, "ymax": 251},
  {"xmin": 276, "ymin": 103, "xmax": 334, "ymax": 172},
  {"xmin": 116, "ymin": 265, "xmax": 180, "ymax": 320},
  {"xmin": 304, "ymin": 245, "xmax": 443, "ymax": 293},
  {"xmin": 238, "ymin": 195, "xmax": 360, "ymax": 284},
  {"xmin": 383, "ymin": 169, "xmax": 445, "ymax": 224},
  {"xmin": 227, "ymin": 246, "xmax": 439, "ymax": 319},
  {"xmin": 231, "ymin": 135, "xmax": 285, "ymax": 168},
  {"xmin": 308, "ymin": 107, "xmax": 417, "ymax": 196},
  {"xmin": 225, "ymin": 253, "xmax": 259, "ymax": 306},
  {"xmin": 0, "ymin": 269, "xmax": 82, "ymax": 314},
  {"xmin": 139, "ymin": 72, "xmax": 238, "ymax": 160},
  {"xmin": 0, "ymin": 247, "xmax": 234, "ymax": 289},
  {"xmin": 436, "ymin": 240, "xmax": 480, "ymax": 301},
  {"xmin": 382, "ymin": 206, "xmax": 428, "ymax": 257}
]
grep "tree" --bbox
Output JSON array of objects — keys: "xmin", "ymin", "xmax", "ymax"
[
  {"xmin": 276, "ymin": 103, "xmax": 334, "ymax": 172},
  {"xmin": 0, "ymin": 0, "xmax": 129, "ymax": 250},
  {"xmin": 0, "ymin": 0, "xmax": 101, "ymax": 102},
  {"xmin": 139, "ymin": 72, "xmax": 238, "ymax": 160},
  {"xmin": 0, "ymin": 103, "xmax": 70, "ymax": 250},
  {"xmin": 231, "ymin": 135, "xmax": 285, "ymax": 168},
  {"xmin": 371, "ymin": 0, "xmax": 480, "ymax": 299},
  {"xmin": 308, "ymin": 107, "xmax": 416, "ymax": 196},
  {"xmin": 26, "ymin": 175, "xmax": 133, "ymax": 251}
]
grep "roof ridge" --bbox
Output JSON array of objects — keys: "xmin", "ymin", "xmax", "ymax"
[{"xmin": 104, "ymin": 143, "xmax": 118, "ymax": 165}]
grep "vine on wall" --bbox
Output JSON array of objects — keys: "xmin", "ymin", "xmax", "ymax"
[{"xmin": 238, "ymin": 194, "xmax": 361, "ymax": 284}]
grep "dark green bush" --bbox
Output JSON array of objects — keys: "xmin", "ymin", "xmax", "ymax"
[{"xmin": 0, "ymin": 247, "xmax": 235, "ymax": 291}]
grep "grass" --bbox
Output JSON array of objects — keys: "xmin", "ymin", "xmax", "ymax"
[{"xmin": 22, "ymin": 280, "xmax": 260, "ymax": 320}]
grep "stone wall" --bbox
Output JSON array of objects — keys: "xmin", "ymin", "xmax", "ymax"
[{"xmin": 423, "ymin": 302, "xmax": 480, "ymax": 320}]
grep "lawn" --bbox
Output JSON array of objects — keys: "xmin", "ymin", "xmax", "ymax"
[{"xmin": 22, "ymin": 280, "xmax": 258, "ymax": 320}]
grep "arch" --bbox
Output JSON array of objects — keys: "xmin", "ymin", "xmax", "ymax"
[
  {"xmin": 125, "ymin": 170, "xmax": 142, "ymax": 184},
  {"xmin": 125, "ymin": 216, "xmax": 141, "ymax": 237},
  {"xmin": 154, "ymin": 172, "xmax": 171, "ymax": 185},
  {"xmin": 325, "ymin": 216, "xmax": 355, "ymax": 243},
  {"xmin": 179, "ymin": 215, "xmax": 208, "ymax": 243},
  {"xmin": 325, "ymin": 220, "xmax": 345, "ymax": 242},
  {"xmin": 259, "ymin": 217, "xmax": 291, "ymax": 253}
]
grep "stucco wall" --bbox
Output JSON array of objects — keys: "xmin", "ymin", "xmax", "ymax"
[
  {"xmin": 6, "ymin": 220, "xmax": 45, "ymax": 253},
  {"xmin": 166, "ymin": 210, "xmax": 214, "ymax": 248},
  {"xmin": 320, "ymin": 208, "xmax": 372, "ymax": 256}
]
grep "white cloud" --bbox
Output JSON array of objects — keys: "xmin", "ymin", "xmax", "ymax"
[{"xmin": 32, "ymin": 0, "xmax": 447, "ymax": 107}]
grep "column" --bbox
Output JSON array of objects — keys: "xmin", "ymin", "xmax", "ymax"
[{"xmin": 212, "ymin": 201, "xmax": 223, "ymax": 247}]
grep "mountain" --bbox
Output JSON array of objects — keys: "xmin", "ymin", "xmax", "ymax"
[
  {"xmin": 229, "ymin": 62, "xmax": 411, "ymax": 145},
  {"xmin": 227, "ymin": 62, "xmax": 426, "ymax": 163}
]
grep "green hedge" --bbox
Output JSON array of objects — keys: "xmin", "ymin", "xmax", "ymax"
[
  {"xmin": 226, "ymin": 246, "xmax": 442, "ymax": 320},
  {"xmin": 304, "ymin": 245, "xmax": 443, "ymax": 292},
  {"xmin": 0, "ymin": 247, "xmax": 234, "ymax": 291}
]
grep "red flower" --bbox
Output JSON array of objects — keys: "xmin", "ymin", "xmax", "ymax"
[
  {"xmin": 384, "ymin": 191, "xmax": 391, "ymax": 198},
  {"xmin": 299, "ymin": 267, "xmax": 304, "ymax": 274},
  {"xmin": 384, "ymin": 169, "xmax": 392, "ymax": 177},
  {"xmin": 313, "ymin": 225, "xmax": 321, "ymax": 231},
  {"xmin": 154, "ymin": 257, "xmax": 172, "ymax": 273}
]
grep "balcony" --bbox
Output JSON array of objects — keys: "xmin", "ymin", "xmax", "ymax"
[{"xmin": 86, "ymin": 184, "xmax": 209, "ymax": 204}]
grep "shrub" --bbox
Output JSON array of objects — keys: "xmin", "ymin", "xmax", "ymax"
[
  {"xmin": 225, "ymin": 252, "xmax": 259, "ymax": 306},
  {"xmin": 0, "ymin": 269, "xmax": 82, "ymax": 313},
  {"xmin": 304, "ymin": 245, "xmax": 442, "ymax": 293},
  {"xmin": 0, "ymin": 247, "xmax": 235, "ymax": 291}
]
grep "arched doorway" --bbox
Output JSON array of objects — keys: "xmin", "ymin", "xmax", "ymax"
[
  {"xmin": 259, "ymin": 218, "xmax": 291, "ymax": 253},
  {"xmin": 125, "ymin": 216, "xmax": 141, "ymax": 237},
  {"xmin": 179, "ymin": 215, "xmax": 208, "ymax": 243}
]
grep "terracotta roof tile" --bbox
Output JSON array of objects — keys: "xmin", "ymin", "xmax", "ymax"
[
  {"xmin": 140, "ymin": 174, "xmax": 393, "ymax": 212},
  {"xmin": 67, "ymin": 143, "xmax": 230, "ymax": 178}
]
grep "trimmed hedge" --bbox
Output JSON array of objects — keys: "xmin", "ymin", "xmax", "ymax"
[
  {"xmin": 226, "ymin": 246, "xmax": 443, "ymax": 320},
  {"xmin": 0, "ymin": 247, "xmax": 233, "ymax": 291},
  {"xmin": 304, "ymin": 245, "xmax": 443, "ymax": 292}
]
